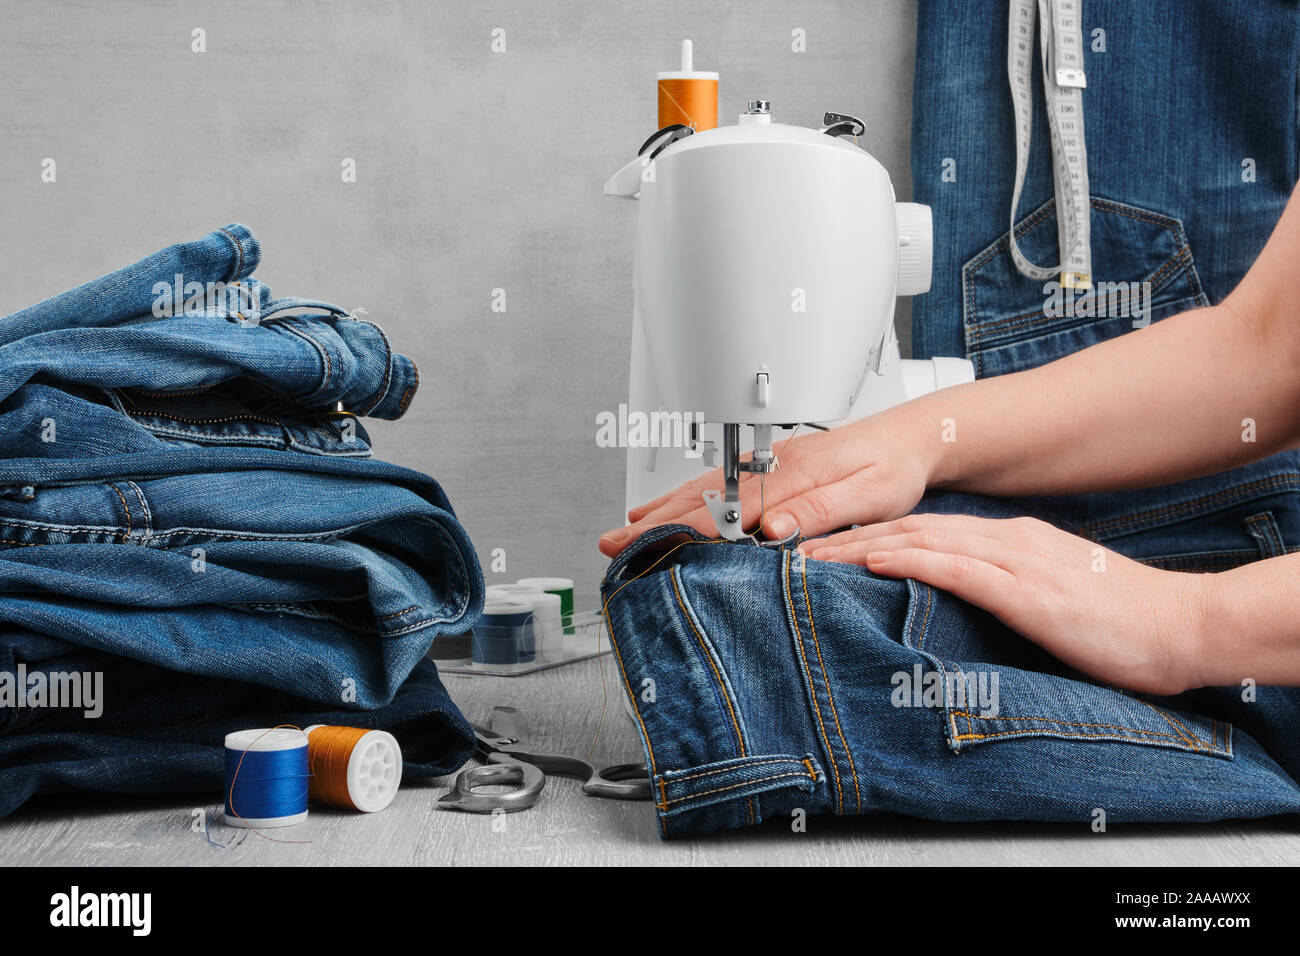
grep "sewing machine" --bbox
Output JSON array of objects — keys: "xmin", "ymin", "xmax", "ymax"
[{"xmin": 605, "ymin": 99, "xmax": 974, "ymax": 543}]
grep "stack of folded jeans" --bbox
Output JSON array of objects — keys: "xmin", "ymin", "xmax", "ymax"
[{"xmin": 0, "ymin": 225, "xmax": 483, "ymax": 818}]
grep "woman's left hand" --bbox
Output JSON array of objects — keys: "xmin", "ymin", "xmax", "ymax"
[{"xmin": 800, "ymin": 513, "xmax": 1212, "ymax": 695}]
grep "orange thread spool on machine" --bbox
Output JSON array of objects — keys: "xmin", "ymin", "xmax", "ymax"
[{"xmin": 657, "ymin": 39, "xmax": 718, "ymax": 131}]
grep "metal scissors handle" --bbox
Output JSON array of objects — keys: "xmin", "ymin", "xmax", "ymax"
[{"xmin": 438, "ymin": 726, "xmax": 652, "ymax": 813}]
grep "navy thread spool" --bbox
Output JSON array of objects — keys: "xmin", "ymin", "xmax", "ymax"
[
  {"xmin": 223, "ymin": 727, "xmax": 310, "ymax": 828},
  {"xmin": 472, "ymin": 598, "xmax": 534, "ymax": 668}
]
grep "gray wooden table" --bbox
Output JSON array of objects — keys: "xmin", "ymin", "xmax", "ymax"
[{"xmin": 2, "ymin": 654, "xmax": 1297, "ymax": 866}]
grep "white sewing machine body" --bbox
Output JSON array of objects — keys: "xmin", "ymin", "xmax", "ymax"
[{"xmin": 606, "ymin": 103, "xmax": 973, "ymax": 539}]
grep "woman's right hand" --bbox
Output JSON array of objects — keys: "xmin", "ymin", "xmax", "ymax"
[{"xmin": 598, "ymin": 406, "xmax": 947, "ymax": 557}]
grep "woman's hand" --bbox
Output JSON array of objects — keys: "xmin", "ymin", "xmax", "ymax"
[
  {"xmin": 802, "ymin": 513, "xmax": 1212, "ymax": 695},
  {"xmin": 599, "ymin": 408, "xmax": 943, "ymax": 557}
]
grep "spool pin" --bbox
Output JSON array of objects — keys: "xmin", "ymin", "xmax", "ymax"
[{"xmin": 658, "ymin": 38, "xmax": 718, "ymax": 131}]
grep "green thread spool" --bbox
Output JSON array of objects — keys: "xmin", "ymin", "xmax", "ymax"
[{"xmin": 516, "ymin": 577, "xmax": 575, "ymax": 635}]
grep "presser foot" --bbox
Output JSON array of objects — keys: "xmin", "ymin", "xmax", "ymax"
[{"xmin": 702, "ymin": 490, "xmax": 800, "ymax": 548}]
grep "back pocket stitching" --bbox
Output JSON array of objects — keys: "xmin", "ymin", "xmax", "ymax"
[
  {"xmin": 962, "ymin": 196, "xmax": 1201, "ymax": 352},
  {"xmin": 968, "ymin": 244, "xmax": 1191, "ymax": 340},
  {"xmin": 952, "ymin": 709, "xmax": 1229, "ymax": 756},
  {"xmin": 1080, "ymin": 473, "xmax": 1300, "ymax": 537}
]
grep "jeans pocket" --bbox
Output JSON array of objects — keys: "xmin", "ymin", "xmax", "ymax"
[
  {"xmin": 903, "ymin": 581, "xmax": 1233, "ymax": 760},
  {"xmin": 962, "ymin": 196, "xmax": 1210, "ymax": 377},
  {"xmin": 109, "ymin": 384, "xmax": 373, "ymax": 457},
  {"xmin": 1060, "ymin": 466, "xmax": 1300, "ymax": 570},
  {"xmin": 940, "ymin": 664, "xmax": 1233, "ymax": 760}
]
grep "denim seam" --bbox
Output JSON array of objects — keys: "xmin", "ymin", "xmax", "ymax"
[
  {"xmin": 951, "ymin": 709, "xmax": 1230, "ymax": 756},
  {"xmin": 236, "ymin": 602, "xmax": 452, "ymax": 638},
  {"xmin": 1142, "ymin": 549, "xmax": 1269, "ymax": 572},
  {"xmin": 600, "ymin": 600, "xmax": 668, "ymax": 838},
  {"xmin": 968, "ymin": 195, "xmax": 1188, "ymax": 278},
  {"xmin": 799, "ymin": 558, "xmax": 861, "ymax": 813},
  {"xmin": 668, "ymin": 567, "xmax": 755, "ymax": 825},
  {"xmin": 1080, "ymin": 473, "xmax": 1300, "ymax": 537},
  {"xmin": 1, "ymin": 518, "xmax": 131, "ymax": 535},
  {"xmin": 663, "ymin": 757, "xmax": 806, "ymax": 784},
  {"xmin": 1245, "ymin": 511, "xmax": 1285, "ymax": 558},
  {"xmin": 377, "ymin": 605, "xmax": 421, "ymax": 621},
  {"xmin": 781, "ymin": 551, "xmax": 844, "ymax": 813},
  {"xmin": 347, "ymin": 317, "xmax": 396, "ymax": 417},
  {"xmin": 966, "ymin": 291, "xmax": 1206, "ymax": 369},
  {"xmin": 106, "ymin": 483, "xmax": 133, "ymax": 542},
  {"xmin": 600, "ymin": 526, "xmax": 717, "ymax": 585},
  {"xmin": 962, "ymin": 196, "xmax": 1193, "ymax": 360},
  {"xmin": 276, "ymin": 318, "xmax": 334, "ymax": 403},
  {"xmin": 215, "ymin": 227, "xmax": 247, "ymax": 283},
  {"xmin": 1137, "ymin": 699, "xmax": 1201, "ymax": 750},
  {"xmin": 400, "ymin": 358, "xmax": 421, "ymax": 414},
  {"xmin": 953, "ymin": 725, "xmax": 1214, "ymax": 749},
  {"xmin": 967, "ymin": 244, "xmax": 1193, "ymax": 343},
  {"xmin": 599, "ymin": 534, "xmax": 729, "ymax": 838},
  {"xmin": 233, "ymin": 601, "xmax": 434, "ymax": 636},
  {"xmin": 285, "ymin": 440, "xmax": 371, "ymax": 459},
  {"xmin": 657, "ymin": 771, "xmax": 817, "ymax": 808},
  {"xmin": 912, "ymin": 580, "xmax": 935, "ymax": 653},
  {"xmin": 2, "ymin": 521, "xmax": 373, "ymax": 544},
  {"xmin": 955, "ymin": 711, "xmax": 1188, "ymax": 742},
  {"xmin": 913, "ymin": 591, "xmax": 969, "ymax": 754},
  {"xmin": 124, "ymin": 481, "xmax": 152, "ymax": 532}
]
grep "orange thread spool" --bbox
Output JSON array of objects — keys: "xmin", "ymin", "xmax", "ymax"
[
  {"xmin": 657, "ymin": 39, "xmax": 718, "ymax": 131},
  {"xmin": 657, "ymin": 78, "xmax": 718, "ymax": 131},
  {"xmin": 306, "ymin": 724, "xmax": 403, "ymax": 812}
]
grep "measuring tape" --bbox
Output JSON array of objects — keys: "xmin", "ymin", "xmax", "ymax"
[{"xmin": 1007, "ymin": 0, "xmax": 1091, "ymax": 290}]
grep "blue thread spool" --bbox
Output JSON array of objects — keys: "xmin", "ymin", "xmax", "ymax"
[
  {"xmin": 472, "ymin": 598, "xmax": 534, "ymax": 668},
  {"xmin": 223, "ymin": 727, "xmax": 310, "ymax": 828}
]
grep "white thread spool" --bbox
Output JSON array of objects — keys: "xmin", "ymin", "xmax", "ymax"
[
  {"xmin": 487, "ymin": 585, "xmax": 563, "ymax": 660},
  {"xmin": 515, "ymin": 576, "xmax": 576, "ymax": 641}
]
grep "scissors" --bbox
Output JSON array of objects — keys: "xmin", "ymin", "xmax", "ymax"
[{"xmin": 438, "ymin": 717, "xmax": 652, "ymax": 813}]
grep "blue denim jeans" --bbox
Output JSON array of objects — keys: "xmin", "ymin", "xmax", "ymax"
[
  {"xmin": 0, "ymin": 226, "xmax": 482, "ymax": 817},
  {"xmin": 602, "ymin": 503, "xmax": 1300, "ymax": 839},
  {"xmin": 911, "ymin": 0, "xmax": 1300, "ymax": 571}
]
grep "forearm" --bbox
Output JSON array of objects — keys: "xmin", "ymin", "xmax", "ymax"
[
  {"xmin": 1193, "ymin": 553, "xmax": 1300, "ymax": 686},
  {"xmin": 900, "ymin": 299, "xmax": 1300, "ymax": 496},
  {"xmin": 902, "ymin": 185, "xmax": 1300, "ymax": 498}
]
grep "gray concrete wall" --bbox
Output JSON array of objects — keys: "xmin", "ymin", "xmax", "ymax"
[{"xmin": 0, "ymin": 0, "xmax": 918, "ymax": 606}]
